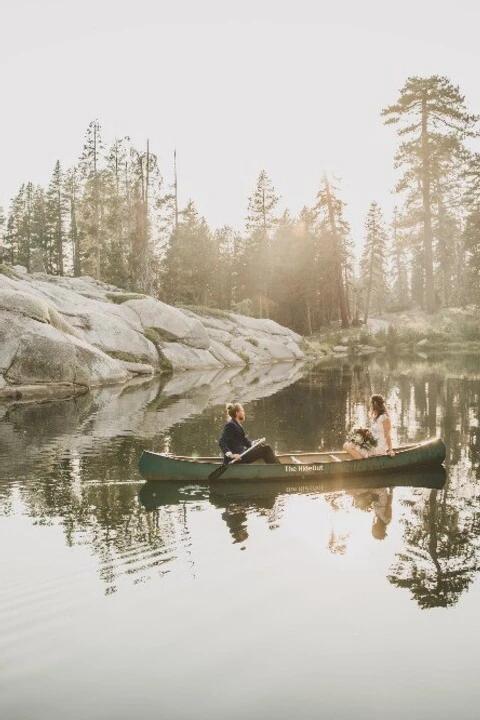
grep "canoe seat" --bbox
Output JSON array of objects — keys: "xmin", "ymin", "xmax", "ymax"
[
  {"xmin": 329, "ymin": 454, "xmax": 342, "ymax": 462},
  {"xmin": 290, "ymin": 456, "xmax": 302, "ymax": 464}
]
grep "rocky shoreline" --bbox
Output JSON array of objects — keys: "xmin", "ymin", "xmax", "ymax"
[{"xmin": 0, "ymin": 266, "xmax": 306, "ymax": 402}]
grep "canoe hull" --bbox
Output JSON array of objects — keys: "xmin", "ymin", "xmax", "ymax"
[{"xmin": 138, "ymin": 438, "xmax": 446, "ymax": 483}]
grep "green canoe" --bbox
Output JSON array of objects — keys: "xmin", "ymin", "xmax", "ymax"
[{"xmin": 138, "ymin": 437, "xmax": 446, "ymax": 484}]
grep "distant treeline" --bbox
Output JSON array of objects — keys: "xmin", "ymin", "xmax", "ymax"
[{"xmin": 1, "ymin": 75, "xmax": 480, "ymax": 333}]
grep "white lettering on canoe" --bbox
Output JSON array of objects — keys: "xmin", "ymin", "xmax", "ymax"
[{"xmin": 285, "ymin": 464, "xmax": 324, "ymax": 473}]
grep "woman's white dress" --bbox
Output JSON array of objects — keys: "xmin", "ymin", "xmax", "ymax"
[{"xmin": 369, "ymin": 413, "xmax": 389, "ymax": 456}]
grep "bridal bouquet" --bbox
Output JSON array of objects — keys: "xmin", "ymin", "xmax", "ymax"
[{"xmin": 348, "ymin": 428, "xmax": 378, "ymax": 451}]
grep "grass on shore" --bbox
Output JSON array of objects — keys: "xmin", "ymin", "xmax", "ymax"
[{"xmin": 305, "ymin": 307, "xmax": 480, "ymax": 356}]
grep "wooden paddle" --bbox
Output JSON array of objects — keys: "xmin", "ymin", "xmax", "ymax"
[{"xmin": 208, "ymin": 438, "xmax": 266, "ymax": 480}]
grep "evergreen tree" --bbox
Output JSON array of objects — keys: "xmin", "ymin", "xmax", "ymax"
[
  {"xmin": 463, "ymin": 153, "xmax": 480, "ymax": 305},
  {"xmin": 314, "ymin": 175, "xmax": 350, "ymax": 327},
  {"xmin": 390, "ymin": 208, "xmax": 409, "ymax": 310},
  {"xmin": 30, "ymin": 186, "xmax": 48, "ymax": 270},
  {"xmin": 78, "ymin": 119, "xmax": 104, "ymax": 279},
  {"xmin": 244, "ymin": 170, "xmax": 279, "ymax": 317},
  {"xmin": 382, "ymin": 76, "xmax": 478, "ymax": 313},
  {"xmin": 104, "ymin": 137, "xmax": 130, "ymax": 287},
  {"xmin": 360, "ymin": 202, "xmax": 388, "ymax": 322},
  {"xmin": 5, "ymin": 183, "xmax": 35, "ymax": 269},
  {"xmin": 162, "ymin": 201, "xmax": 215, "ymax": 305},
  {"xmin": 211, "ymin": 225, "xmax": 236, "ymax": 309},
  {"xmin": 45, "ymin": 160, "xmax": 67, "ymax": 275},
  {"xmin": 128, "ymin": 141, "xmax": 160, "ymax": 293},
  {"xmin": 64, "ymin": 168, "xmax": 81, "ymax": 276},
  {"xmin": 0, "ymin": 205, "xmax": 5, "ymax": 240}
]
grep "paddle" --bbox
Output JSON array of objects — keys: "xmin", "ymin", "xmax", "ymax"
[{"xmin": 208, "ymin": 437, "xmax": 266, "ymax": 480}]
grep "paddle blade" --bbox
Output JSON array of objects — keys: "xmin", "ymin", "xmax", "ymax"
[{"xmin": 208, "ymin": 462, "xmax": 230, "ymax": 480}]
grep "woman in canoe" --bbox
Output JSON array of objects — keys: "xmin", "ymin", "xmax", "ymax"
[
  {"xmin": 343, "ymin": 394, "xmax": 395, "ymax": 460},
  {"xmin": 219, "ymin": 402, "xmax": 280, "ymax": 464}
]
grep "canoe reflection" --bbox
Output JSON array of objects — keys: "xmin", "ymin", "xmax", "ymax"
[{"xmin": 138, "ymin": 468, "xmax": 447, "ymax": 544}]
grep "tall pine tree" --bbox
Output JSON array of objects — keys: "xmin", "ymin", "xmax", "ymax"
[
  {"xmin": 244, "ymin": 170, "xmax": 279, "ymax": 317},
  {"xmin": 382, "ymin": 76, "xmax": 478, "ymax": 313},
  {"xmin": 360, "ymin": 202, "xmax": 388, "ymax": 322}
]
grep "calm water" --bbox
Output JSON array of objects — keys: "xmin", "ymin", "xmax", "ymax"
[{"xmin": 1, "ymin": 355, "xmax": 479, "ymax": 720}]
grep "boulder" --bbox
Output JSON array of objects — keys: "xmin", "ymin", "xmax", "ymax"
[
  {"xmin": 6, "ymin": 321, "xmax": 79, "ymax": 385},
  {"xmin": 229, "ymin": 337, "xmax": 272, "ymax": 363},
  {"xmin": 229, "ymin": 313, "xmax": 302, "ymax": 341},
  {"xmin": 118, "ymin": 361, "xmax": 155, "ymax": 376},
  {"xmin": 69, "ymin": 336, "xmax": 129, "ymax": 387},
  {"xmin": 160, "ymin": 342, "xmax": 222, "ymax": 370},
  {"xmin": 0, "ymin": 289, "xmax": 51, "ymax": 323},
  {"xmin": 125, "ymin": 297, "xmax": 211, "ymax": 349},
  {"xmin": 207, "ymin": 339, "xmax": 245, "ymax": 366},
  {"xmin": 80, "ymin": 310, "xmax": 158, "ymax": 363}
]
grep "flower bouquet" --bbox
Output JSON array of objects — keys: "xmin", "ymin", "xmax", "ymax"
[{"xmin": 348, "ymin": 427, "xmax": 378, "ymax": 452}]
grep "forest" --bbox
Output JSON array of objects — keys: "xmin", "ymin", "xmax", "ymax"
[{"xmin": 1, "ymin": 75, "xmax": 480, "ymax": 335}]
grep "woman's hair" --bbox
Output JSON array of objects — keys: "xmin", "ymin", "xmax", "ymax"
[
  {"xmin": 226, "ymin": 402, "xmax": 242, "ymax": 419},
  {"xmin": 370, "ymin": 394, "xmax": 388, "ymax": 418}
]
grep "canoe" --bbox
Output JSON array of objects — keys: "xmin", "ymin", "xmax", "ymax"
[
  {"xmin": 138, "ymin": 437, "xmax": 446, "ymax": 484},
  {"xmin": 138, "ymin": 466, "xmax": 447, "ymax": 510}
]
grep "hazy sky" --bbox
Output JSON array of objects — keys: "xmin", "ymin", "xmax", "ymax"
[{"xmin": 2, "ymin": 0, "xmax": 480, "ymax": 246}]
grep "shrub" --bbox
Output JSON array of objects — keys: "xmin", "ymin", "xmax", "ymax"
[
  {"xmin": 231, "ymin": 298, "xmax": 254, "ymax": 317},
  {"xmin": 106, "ymin": 292, "xmax": 146, "ymax": 304}
]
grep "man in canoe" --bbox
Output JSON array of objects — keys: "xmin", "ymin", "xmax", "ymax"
[{"xmin": 219, "ymin": 403, "xmax": 280, "ymax": 464}]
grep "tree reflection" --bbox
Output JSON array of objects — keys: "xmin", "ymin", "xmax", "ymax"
[{"xmin": 388, "ymin": 484, "xmax": 480, "ymax": 609}]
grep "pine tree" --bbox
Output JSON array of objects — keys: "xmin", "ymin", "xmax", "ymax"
[
  {"xmin": 128, "ymin": 141, "xmax": 160, "ymax": 293},
  {"xmin": 64, "ymin": 168, "xmax": 81, "ymax": 276},
  {"xmin": 30, "ymin": 186, "xmax": 48, "ymax": 271},
  {"xmin": 0, "ymin": 205, "xmax": 7, "ymax": 262},
  {"xmin": 244, "ymin": 170, "xmax": 279, "ymax": 317},
  {"xmin": 5, "ymin": 189, "xmax": 23, "ymax": 264},
  {"xmin": 390, "ymin": 208, "xmax": 409, "ymax": 310},
  {"xmin": 360, "ymin": 202, "xmax": 388, "ymax": 322},
  {"xmin": 104, "ymin": 137, "xmax": 130, "ymax": 286},
  {"xmin": 79, "ymin": 119, "xmax": 104, "ymax": 279},
  {"xmin": 211, "ymin": 225, "xmax": 236, "ymax": 309},
  {"xmin": 5, "ymin": 183, "xmax": 35, "ymax": 269},
  {"xmin": 314, "ymin": 175, "xmax": 350, "ymax": 327},
  {"xmin": 382, "ymin": 76, "xmax": 478, "ymax": 313},
  {"xmin": 162, "ymin": 201, "xmax": 215, "ymax": 305},
  {"xmin": 45, "ymin": 160, "xmax": 67, "ymax": 275},
  {"xmin": 463, "ymin": 153, "xmax": 480, "ymax": 305},
  {"xmin": 0, "ymin": 205, "xmax": 5, "ymax": 239}
]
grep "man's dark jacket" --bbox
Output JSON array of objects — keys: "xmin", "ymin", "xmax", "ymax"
[{"xmin": 218, "ymin": 419, "xmax": 252, "ymax": 460}]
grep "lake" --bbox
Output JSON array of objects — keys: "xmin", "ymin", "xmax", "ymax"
[{"xmin": 1, "ymin": 354, "xmax": 479, "ymax": 720}]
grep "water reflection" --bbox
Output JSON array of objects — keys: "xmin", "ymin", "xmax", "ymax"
[
  {"xmin": 0, "ymin": 353, "xmax": 479, "ymax": 609},
  {"xmin": 139, "ymin": 469, "xmax": 446, "ymax": 547}
]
